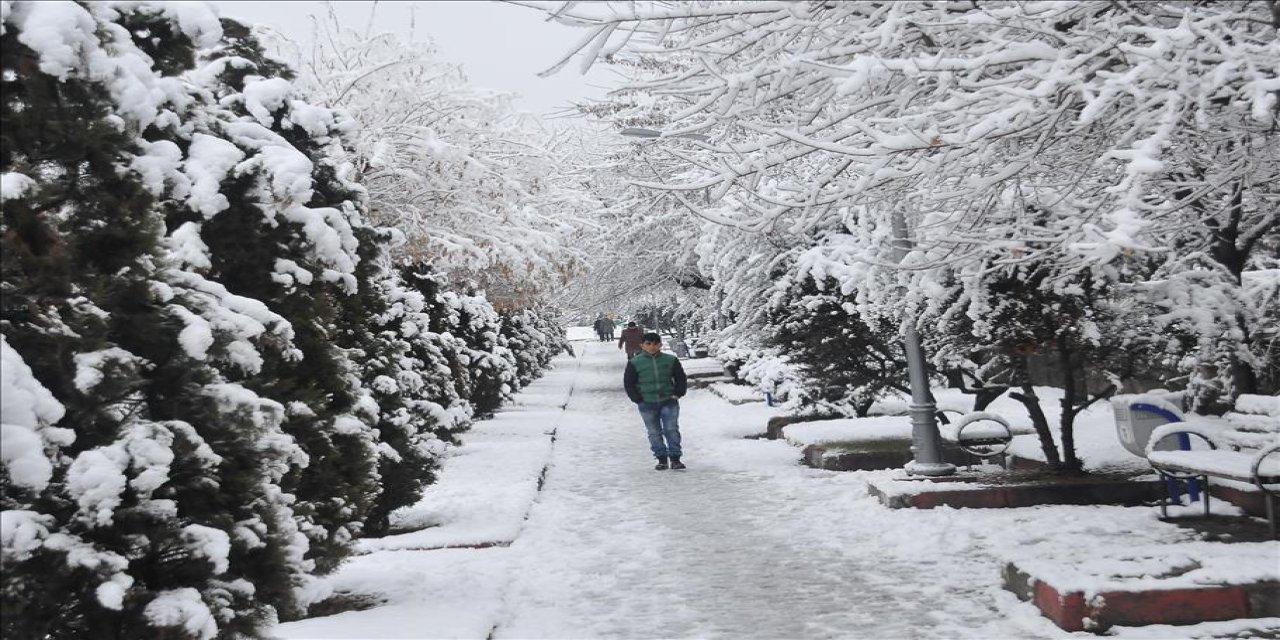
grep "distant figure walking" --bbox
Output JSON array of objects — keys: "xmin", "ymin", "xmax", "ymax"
[
  {"xmin": 624, "ymin": 332, "xmax": 688, "ymax": 470},
  {"xmin": 593, "ymin": 315, "xmax": 612, "ymax": 342},
  {"xmin": 617, "ymin": 322, "xmax": 645, "ymax": 359}
]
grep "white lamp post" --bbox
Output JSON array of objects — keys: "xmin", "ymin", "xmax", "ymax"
[{"xmin": 890, "ymin": 209, "xmax": 956, "ymax": 477}]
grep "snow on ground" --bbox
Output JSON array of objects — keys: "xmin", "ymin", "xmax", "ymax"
[
  {"xmin": 362, "ymin": 357, "xmax": 579, "ymax": 552},
  {"xmin": 681, "ymin": 356, "xmax": 728, "ymax": 378},
  {"xmin": 783, "ymin": 387, "xmax": 1153, "ymax": 475},
  {"xmin": 706, "ymin": 380, "xmax": 766, "ymax": 405},
  {"xmin": 273, "ymin": 331, "xmax": 1280, "ymax": 639}
]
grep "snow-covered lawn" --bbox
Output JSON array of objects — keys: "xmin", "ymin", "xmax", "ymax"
[
  {"xmin": 706, "ymin": 381, "xmax": 766, "ymax": 405},
  {"xmin": 781, "ymin": 387, "xmax": 1155, "ymax": 475},
  {"xmin": 273, "ymin": 338, "xmax": 1280, "ymax": 639}
]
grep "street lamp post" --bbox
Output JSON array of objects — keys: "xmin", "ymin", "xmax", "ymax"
[
  {"xmin": 621, "ymin": 126, "xmax": 952, "ymax": 476},
  {"xmin": 891, "ymin": 208, "xmax": 955, "ymax": 477}
]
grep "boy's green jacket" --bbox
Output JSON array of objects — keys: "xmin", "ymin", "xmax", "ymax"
[{"xmin": 624, "ymin": 351, "xmax": 688, "ymax": 403}]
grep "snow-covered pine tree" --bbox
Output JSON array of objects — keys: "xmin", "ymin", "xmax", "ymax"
[
  {"xmin": 499, "ymin": 307, "xmax": 570, "ymax": 388},
  {"xmin": 3, "ymin": 3, "xmax": 315, "ymax": 637},
  {"xmin": 185, "ymin": 20, "xmax": 389, "ymax": 576},
  {"xmin": 767, "ymin": 272, "xmax": 905, "ymax": 418},
  {"xmin": 350, "ymin": 251, "xmax": 457, "ymax": 537},
  {"xmin": 444, "ymin": 289, "xmax": 517, "ymax": 420},
  {"xmin": 395, "ymin": 264, "xmax": 474, "ymax": 441},
  {"xmin": 399, "ymin": 265, "xmax": 517, "ymax": 427}
]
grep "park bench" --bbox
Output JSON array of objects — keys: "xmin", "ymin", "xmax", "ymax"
[{"xmin": 1111, "ymin": 394, "xmax": 1280, "ymax": 538}]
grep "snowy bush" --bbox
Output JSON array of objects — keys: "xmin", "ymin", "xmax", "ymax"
[
  {"xmin": 400, "ymin": 266, "xmax": 518, "ymax": 422},
  {"xmin": 500, "ymin": 307, "xmax": 569, "ymax": 387},
  {"xmin": 713, "ymin": 337, "xmax": 800, "ymax": 404},
  {"xmin": 0, "ymin": 4, "xmax": 330, "ymax": 636},
  {"xmin": 766, "ymin": 274, "xmax": 906, "ymax": 417}
]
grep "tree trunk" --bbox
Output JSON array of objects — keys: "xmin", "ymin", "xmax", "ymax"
[
  {"xmin": 855, "ymin": 397, "xmax": 874, "ymax": 417},
  {"xmin": 1232, "ymin": 317, "xmax": 1260, "ymax": 397},
  {"xmin": 1010, "ymin": 383, "xmax": 1061, "ymax": 470},
  {"xmin": 973, "ymin": 387, "xmax": 1007, "ymax": 412},
  {"xmin": 1057, "ymin": 341, "xmax": 1084, "ymax": 474}
]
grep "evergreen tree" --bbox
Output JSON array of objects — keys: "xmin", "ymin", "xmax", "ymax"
[
  {"xmin": 187, "ymin": 20, "xmax": 386, "ymax": 578},
  {"xmin": 501, "ymin": 309, "xmax": 557, "ymax": 388},
  {"xmin": 348, "ymin": 247, "xmax": 457, "ymax": 537},
  {"xmin": 3, "ymin": 6, "xmax": 582, "ymax": 637},
  {"xmin": 2, "ymin": 3, "xmax": 311, "ymax": 637},
  {"xmin": 767, "ymin": 275, "xmax": 906, "ymax": 417}
]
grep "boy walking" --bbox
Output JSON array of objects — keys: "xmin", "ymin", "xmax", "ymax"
[{"xmin": 623, "ymin": 332, "xmax": 689, "ymax": 470}]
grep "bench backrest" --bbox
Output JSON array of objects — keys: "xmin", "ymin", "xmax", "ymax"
[{"xmin": 1112, "ymin": 399, "xmax": 1184, "ymax": 457}]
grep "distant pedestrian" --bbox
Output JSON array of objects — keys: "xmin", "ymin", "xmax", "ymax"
[
  {"xmin": 624, "ymin": 332, "xmax": 688, "ymax": 470},
  {"xmin": 617, "ymin": 322, "xmax": 644, "ymax": 359},
  {"xmin": 593, "ymin": 315, "xmax": 611, "ymax": 342}
]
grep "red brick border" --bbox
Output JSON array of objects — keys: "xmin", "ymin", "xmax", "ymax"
[
  {"xmin": 1006, "ymin": 562, "xmax": 1267, "ymax": 631},
  {"xmin": 876, "ymin": 480, "xmax": 1164, "ymax": 510}
]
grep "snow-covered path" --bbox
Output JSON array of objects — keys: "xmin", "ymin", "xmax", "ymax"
[
  {"xmin": 276, "ymin": 335, "xmax": 1275, "ymax": 639},
  {"xmin": 497, "ymin": 340, "xmax": 1000, "ymax": 638}
]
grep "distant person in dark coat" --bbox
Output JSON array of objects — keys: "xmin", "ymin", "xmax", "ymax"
[
  {"xmin": 593, "ymin": 315, "xmax": 611, "ymax": 342},
  {"xmin": 618, "ymin": 322, "xmax": 645, "ymax": 359}
]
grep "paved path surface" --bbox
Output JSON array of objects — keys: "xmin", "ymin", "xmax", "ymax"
[
  {"xmin": 279, "ymin": 337, "xmax": 1245, "ymax": 639},
  {"xmin": 494, "ymin": 340, "xmax": 1009, "ymax": 639}
]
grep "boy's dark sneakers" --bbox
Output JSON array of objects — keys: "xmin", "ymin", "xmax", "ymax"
[
  {"xmin": 670, "ymin": 458, "xmax": 687, "ymax": 470},
  {"xmin": 654, "ymin": 457, "xmax": 669, "ymax": 471}
]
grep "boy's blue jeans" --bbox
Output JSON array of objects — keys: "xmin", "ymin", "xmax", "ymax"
[{"xmin": 638, "ymin": 399, "xmax": 682, "ymax": 459}]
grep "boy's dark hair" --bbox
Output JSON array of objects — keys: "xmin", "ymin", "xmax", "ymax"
[
  {"xmin": 627, "ymin": 322, "xmax": 637, "ymax": 327},
  {"xmin": 642, "ymin": 332, "xmax": 662, "ymax": 343}
]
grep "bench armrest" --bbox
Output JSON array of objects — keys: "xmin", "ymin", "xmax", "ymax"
[{"xmin": 1145, "ymin": 422, "xmax": 1221, "ymax": 456}]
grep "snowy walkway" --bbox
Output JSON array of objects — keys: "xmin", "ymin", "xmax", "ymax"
[
  {"xmin": 497, "ymin": 345, "xmax": 1001, "ymax": 638},
  {"xmin": 275, "ymin": 336, "xmax": 1279, "ymax": 640}
]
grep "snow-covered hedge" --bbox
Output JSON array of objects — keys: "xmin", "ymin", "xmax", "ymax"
[{"xmin": 0, "ymin": 3, "xmax": 568, "ymax": 637}]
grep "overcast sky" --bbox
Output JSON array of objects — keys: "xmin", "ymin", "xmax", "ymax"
[{"xmin": 210, "ymin": 1, "xmax": 618, "ymax": 118}]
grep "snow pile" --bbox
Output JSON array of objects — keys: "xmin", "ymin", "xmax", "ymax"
[
  {"xmin": 1005, "ymin": 541, "xmax": 1280, "ymax": 595},
  {"xmin": 1235, "ymin": 394, "xmax": 1280, "ymax": 418},
  {"xmin": 783, "ymin": 416, "xmax": 912, "ymax": 446},
  {"xmin": 0, "ymin": 171, "xmax": 36, "ymax": 200},
  {"xmin": 707, "ymin": 381, "xmax": 765, "ymax": 405}
]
